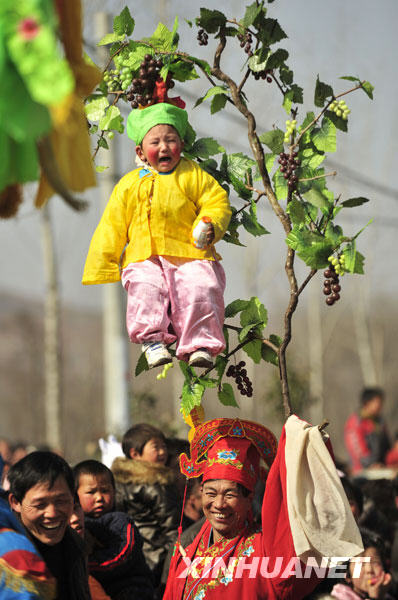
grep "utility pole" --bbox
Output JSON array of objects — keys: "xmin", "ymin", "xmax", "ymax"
[
  {"xmin": 41, "ymin": 203, "xmax": 61, "ymax": 451},
  {"xmin": 96, "ymin": 12, "xmax": 130, "ymax": 435}
]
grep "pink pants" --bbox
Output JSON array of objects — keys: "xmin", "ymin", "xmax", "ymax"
[{"xmin": 121, "ymin": 257, "xmax": 226, "ymax": 361}]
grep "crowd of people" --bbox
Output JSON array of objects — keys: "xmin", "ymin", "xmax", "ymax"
[{"xmin": 0, "ymin": 388, "xmax": 397, "ymax": 599}]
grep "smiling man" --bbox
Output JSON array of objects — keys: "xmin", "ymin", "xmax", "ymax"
[{"xmin": 8, "ymin": 451, "xmax": 90, "ymax": 600}]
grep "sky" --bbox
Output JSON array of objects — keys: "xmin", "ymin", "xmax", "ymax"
[{"xmin": 1, "ymin": 0, "xmax": 397, "ymax": 316}]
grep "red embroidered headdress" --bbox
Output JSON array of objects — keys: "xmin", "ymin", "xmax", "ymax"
[{"xmin": 179, "ymin": 418, "xmax": 277, "ymax": 491}]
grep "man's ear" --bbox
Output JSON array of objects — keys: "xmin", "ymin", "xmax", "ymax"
[
  {"xmin": 129, "ymin": 448, "xmax": 140, "ymax": 460},
  {"xmin": 135, "ymin": 145, "xmax": 146, "ymax": 162},
  {"xmin": 9, "ymin": 493, "xmax": 22, "ymax": 514}
]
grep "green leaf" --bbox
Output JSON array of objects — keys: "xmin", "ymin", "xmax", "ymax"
[
  {"xmin": 265, "ymin": 153, "xmax": 276, "ymax": 173},
  {"xmin": 98, "ymin": 137, "xmax": 109, "ymax": 149},
  {"xmin": 248, "ymin": 53, "xmax": 269, "ymax": 73},
  {"xmin": 341, "ymin": 197, "xmax": 370, "ymax": 208},
  {"xmin": 113, "ymin": 6, "xmax": 135, "ymax": 36},
  {"xmin": 95, "ymin": 165, "xmax": 109, "ymax": 173},
  {"xmin": 279, "ymin": 66, "xmax": 293, "ymax": 86},
  {"xmin": 198, "ymin": 8, "xmax": 226, "ymax": 33},
  {"xmin": 273, "ymin": 169, "xmax": 288, "ymax": 201},
  {"xmin": 227, "ymin": 153, "xmax": 256, "ymax": 179},
  {"xmin": 85, "ymin": 97, "xmax": 109, "ymax": 122},
  {"xmin": 300, "ymin": 145, "xmax": 325, "ymax": 170},
  {"xmin": 241, "ymin": 200, "xmax": 270, "ymax": 237},
  {"xmin": 147, "ymin": 21, "xmax": 178, "ymax": 52},
  {"xmin": 194, "ymin": 85, "xmax": 228, "ymax": 108},
  {"xmin": 99, "ymin": 106, "xmax": 124, "ymax": 132},
  {"xmin": 188, "ymin": 56, "xmax": 212, "ymax": 76},
  {"xmin": 97, "ymin": 32, "xmax": 125, "ymax": 46},
  {"xmin": 259, "ymin": 129, "xmax": 284, "ymax": 154},
  {"xmin": 243, "ymin": 339, "xmax": 263, "ymax": 364},
  {"xmin": 311, "ymin": 116, "xmax": 336, "ymax": 153},
  {"xmin": 361, "ymin": 81, "xmax": 374, "ymax": 99},
  {"xmin": 229, "ymin": 173, "xmax": 252, "ymax": 200},
  {"xmin": 314, "ymin": 76, "xmax": 334, "ymax": 107},
  {"xmin": 240, "ymin": 296, "xmax": 268, "ymax": 329},
  {"xmin": 181, "ymin": 380, "xmax": 205, "ymax": 415},
  {"xmin": 340, "ymin": 76, "xmax": 359, "ymax": 82},
  {"xmin": 218, "ymin": 383, "xmax": 239, "ymax": 407},
  {"xmin": 325, "ymin": 222, "xmax": 343, "ymax": 247},
  {"xmin": 286, "ymin": 198, "xmax": 306, "ymax": 226},
  {"xmin": 303, "ymin": 188, "xmax": 330, "ymax": 210},
  {"xmin": 286, "ymin": 227, "xmax": 334, "ymax": 269},
  {"xmin": 257, "ymin": 18, "xmax": 287, "ymax": 45},
  {"xmin": 211, "ymin": 94, "xmax": 228, "ymax": 114},
  {"xmin": 225, "ymin": 299, "xmax": 250, "ymax": 319},
  {"xmin": 325, "ymin": 110, "xmax": 348, "ymax": 133},
  {"xmin": 261, "ymin": 337, "xmax": 280, "ymax": 365},
  {"xmin": 342, "ymin": 242, "xmax": 365, "ymax": 274},
  {"xmin": 283, "ymin": 90, "xmax": 293, "ymax": 115},
  {"xmin": 191, "ymin": 138, "xmax": 224, "ymax": 159},
  {"xmin": 242, "ymin": 2, "xmax": 262, "ymax": 27},
  {"xmin": 239, "ymin": 321, "xmax": 263, "ymax": 342},
  {"xmin": 266, "ymin": 48, "xmax": 289, "ymax": 70},
  {"xmin": 215, "ymin": 355, "xmax": 228, "ymax": 380},
  {"xmin": 135, "ymin": 352, "xmax": 149, "ymax": 376},
  {"xmin": 169, "ymin": 60, "xmax": 199, "ymax": 82}
]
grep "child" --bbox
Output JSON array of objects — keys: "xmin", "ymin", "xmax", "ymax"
[
  {"xmin": 111, "ymin": 424, "xmax": 180, "ymax": 587},
  {"xmin": 82, "ymin": 101, "xmax": 231, "ymax": 369},
  {"xmin": 331, "ymin": 529, "xmax": 393, "ymax": 600},
  {"xmin": 73, "ymin": 460, "xmax": 153, "ymax": 600}
]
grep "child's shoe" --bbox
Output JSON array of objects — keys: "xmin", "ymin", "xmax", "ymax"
[
  {"xmin": 188, "ymin": 348, "xmax": 214, "ymax": 368},
  {"xmin": 142, "ymin": 342, "xmax": 172, "ymax": 368}
]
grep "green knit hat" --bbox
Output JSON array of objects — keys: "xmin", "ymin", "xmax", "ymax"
[{"xmin": 126, "ymin": 103, "xmax": 188, "ymax": 145}]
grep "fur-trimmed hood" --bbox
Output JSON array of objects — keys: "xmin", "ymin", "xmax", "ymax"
[{"xmin": 112, "ymin": 456, "xmax": 175, "ymax": 486}]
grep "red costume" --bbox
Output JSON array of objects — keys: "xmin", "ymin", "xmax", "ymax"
[{"xmin": 163, "ymin": 417, "xmax": 361, "ymax": 600}]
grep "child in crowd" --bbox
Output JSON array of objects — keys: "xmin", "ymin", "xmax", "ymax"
[
  {"xmin": 112, "ymin": 424, "xmax": 180, "ymax": 587},
  {"xmin": 331, "ymin": 529, "xmax": 394, "ymax": 600},
  {"xmin": 74, "ymin": 460, "xmax": 153, "ymax": 600},
  {"xmin": 82, "ymin": 101, "xmax": 231, "ymax": 369}
]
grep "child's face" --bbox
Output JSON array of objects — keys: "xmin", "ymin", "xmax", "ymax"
[
  {"xmin": 77, "ymin": 473, "xmax": 115, "ymax": 518},
  {"xmin": 348, "ymin": 547, "xmax": 385, "ymax": 595},
  {"xmin": 136, "ymin": 124, "xmax": 183, "ymax": 172},
  {"xmin": 69, "ymin": 502, "xmax": 85, "ymax": 537},
  {"xmin": 133, "ymin": 437, "xmax": 168, "ymax": 465}
]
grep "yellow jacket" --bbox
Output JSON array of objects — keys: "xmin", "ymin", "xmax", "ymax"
[{"xmin": 82, "ymin": 158, "xmax": 231, "ymax": 284}]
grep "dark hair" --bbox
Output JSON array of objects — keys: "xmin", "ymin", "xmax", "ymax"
[
  {"xmin": 360, "ymin": 387, "xmax": 385, "ymax": 406},
  {"xmin": 122, "ymin": 423, "xmax": 166, "ymax": 458},
  {"xmin": 8, "ymin": 451, "xmax": 74, "ymax": 503},
  {"xmin": 73, "ymin": 460, "xmax": 115, "ymax": 490},
  {"xmin": 341, "ymin": 477, "xmax": 364, "ymax": 515},
  {"xmin": 359, "ymin": 527, "xmax": 390, "ymax": 571}
]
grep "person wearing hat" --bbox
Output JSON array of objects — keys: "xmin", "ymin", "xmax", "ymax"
[
  {"xmin": 163, "ymin": 416, "xmax": 364, "ymax": 600},
  {"xmin": 82, "ymin": 101, "xmax": 231, "ymax": 370}
]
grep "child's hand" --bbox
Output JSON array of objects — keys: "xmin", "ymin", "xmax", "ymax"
[
  {"xmin": 366, "ymin": 571, "xmax": 391, "ymax": 599},
  {"xmin": 205, "ymin": 223, "xmax": 215, "ymax": 247}
]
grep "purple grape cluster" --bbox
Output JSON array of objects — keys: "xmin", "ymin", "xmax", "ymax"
[
  {"xmin": 253, "ymin": 69, "xmax": 273, "ymax": 83},
  {"xmin": 226, "ymin": 361, "xmax": 253, "ymax": 397},
  {"xmin": 126, "ymin": 55, "xmax": 163, "ymax": 108},
  {"xmin": 197, "ymin": 28, "xmax": 208, "ymax": 46},
  {"xmin": 323, "ymin": 266, "xmax": 341, "ymax": 306},
  {"xmin": 278, "ymin": 152, "xmax": 301, "ymax": 191},
  {"xmin": 237, "ymin": 31, "xmax": 253, "ymax": 56}
]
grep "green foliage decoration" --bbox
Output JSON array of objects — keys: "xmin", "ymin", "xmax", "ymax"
[{"xmin": 86, "ymin": 3, "xmax": 373, "ymax": 417}]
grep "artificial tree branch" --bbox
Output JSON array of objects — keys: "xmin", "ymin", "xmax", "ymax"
[
  {"xmin": 211, "ymin": 29, "xmax": 291, "ymax": 236},
  {"xmin": 299, "ymin": 171, "xmax": 337, "ymax": 183},
  {"xmin": 297, "ymin": 269, "xmax": 317, "ymax": 296},
  {"xmin": 293, "ymin": 82, "xmax": 364, "ymax": 150}
]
